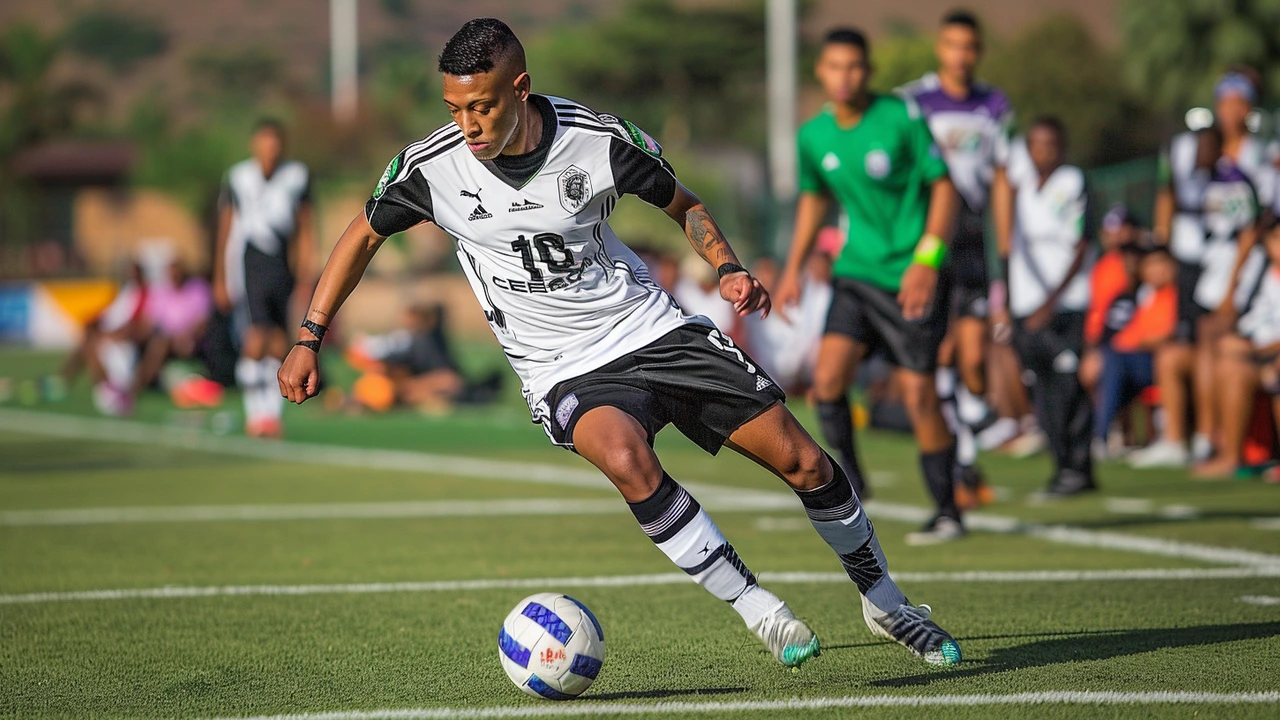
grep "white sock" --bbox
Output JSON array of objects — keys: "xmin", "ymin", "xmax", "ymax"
[
  {"xmin": 98, "ymin": 339, "xmax": 137, "ymax": 389},
  {"xmin": 257, "ymin": 358, "xmax": 284, "ymax": 421},
  {"xmin": 732, "ymin": 584, "xmax": 784, "ymax": 628},
  {"xmin": 956, "ymin": 385, "xmax": 990, "ymax": 427},
  {"xmin": 956, "ymin": 421, "xmax": 977, "ymax": 468},
  {"xmin": 236, "ymin": 358, "xmax": 262, "ymax": 423}
]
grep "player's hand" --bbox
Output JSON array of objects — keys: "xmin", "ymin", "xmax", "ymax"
[
  {"xmin": 897, "ymin": 263, "xmax": 938, "ymax": 321},
  {"xmin": 278, "ymin": 345, "xmax": 320, "ymax": 405},
  {"xmin": 720, "ymin": 271, "xmax": 771, "ymax": 318},
  {"xmin": 990, "ymin": 307, "xmax": 1013, "ymax": 346},
  {"xmin": 772, "ymin": 270, "xmax": 803, "ymax": 324}
]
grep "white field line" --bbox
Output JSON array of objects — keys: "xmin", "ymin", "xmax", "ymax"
[
  {"xmin": 1238, "ymin": 595, "xmax": 1280, "ymax": 606},
  {"xmin": 5, "ymin": 567, "xmax": 1280, "ymax": 605},
  {"xmin": 207, "ymin": 691, "xmax": 1280, "ymax": 719},
  {"xmin": 1252, "ymin": 517, "xmax": 1280, "ymax": 531},
  {"xmin": 3, "ymin": 409, "xmax": 1278, "ymax": 569}
]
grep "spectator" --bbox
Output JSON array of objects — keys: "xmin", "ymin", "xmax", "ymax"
[
  {"xmin": 58, "ymin": 263, "xmax": 148, "ymax": 398},
  {"xmin": 1194, "ymin": 219, "xmax": 1280, "ymax": 479},
  {"xmin": 1093, "ymin": 245, "xmax": 1178, "ymax": 457},
  {"xmin": 673, "ymin": 253, "xmax": 738, "ymax": 338},
  {"xmin": 1133, "ymin": 124, "xmax": 1265, "ymax": 468},
  {"xmin": 744, "ymin": 250, "xmax": 832, "ymax": 393},
  {"xmin": 1004, "ymin": 117, "xmax": 1096, "ymax": 497},
  {"xmin": 130, "ymin": 259, "xmax": 215, "ymax": 402},
  {"xmin": 1081, "ymin": 205, "xmax": 1141, "ymax": 396}
]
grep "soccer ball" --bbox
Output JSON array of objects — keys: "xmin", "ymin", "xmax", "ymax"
[{"xmin": 498, "ymin": 593, "xmax": 605, "ymax": 700}]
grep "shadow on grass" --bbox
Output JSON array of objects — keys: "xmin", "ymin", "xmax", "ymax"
[
  {"xmin": 864, "ymin": 621, "xmax": 1280, "ymax": 687},
  {"xmin": 591, "ymin": 686, "xmax": 748, "ymax": 701}
]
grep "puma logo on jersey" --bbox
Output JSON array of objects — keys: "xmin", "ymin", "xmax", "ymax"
[
  {"xmin": 461, "ymin": 188, "xmax": 492, "ymax": 220},
  {"xmin": 509, "ymin": 198, "xmax": 544, "ymax": 212}
]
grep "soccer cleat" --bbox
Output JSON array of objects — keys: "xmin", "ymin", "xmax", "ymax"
[
  {"xmin": 905, "ymin": 515, "xmax": 964, "ymax": 546},
  {"xmin": 860, "ymin": 596, "xmax": 961, "ymax": 666},
  {"xmin": 749, "ymin": 602, "xmax": 820, "ymax": 668}
]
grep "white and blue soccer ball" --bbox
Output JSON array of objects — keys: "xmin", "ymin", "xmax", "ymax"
[{"xmin": 498, "ymin": 592, "xmax": 605, "ymax": 700}]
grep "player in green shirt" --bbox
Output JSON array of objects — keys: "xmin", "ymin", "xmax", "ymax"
[{"xmin": 777, "ymin": 27, "xmax": 963, "ymax": 545}]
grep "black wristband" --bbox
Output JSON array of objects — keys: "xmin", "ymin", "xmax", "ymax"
[
  {"xmin": 300, "ymin": 318, "xmax": 328, "ymax": 341},
  {"xmin": 295, "ymin": 339, "xmax": 321, "ymax": 353},
  {"xmin": 716, "ymin": 262, "xmax": 748, "ymax": 279}
]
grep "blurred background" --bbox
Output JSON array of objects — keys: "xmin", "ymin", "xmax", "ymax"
[{"xmin": 1, "ymin": 0, "xmax": 1274, "ymax": 347}]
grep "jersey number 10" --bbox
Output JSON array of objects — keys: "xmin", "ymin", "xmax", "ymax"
[{"xmin": 510, "ymin": 233, "xmax": 574, "ymax": 281}]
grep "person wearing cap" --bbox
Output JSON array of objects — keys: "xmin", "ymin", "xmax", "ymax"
[{"xmin": 1138, "ymin": 68, "xmax": 1275, "ymax": 468}]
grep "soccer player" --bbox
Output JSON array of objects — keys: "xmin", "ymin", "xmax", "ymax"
[
  {"xmin": 277, "ymin": 18, "xmax": 960, "ymax": 673},
  {"xmin": 898, "ymin": 9, "xmax": 1013, "ymax": 507},
  {"xmin": 1004, "ymin": 118, "xmax": 1096, "ymax": 496},
  {"xmin": 776, "ymin": 28, "xmax": 963, "ymax": 545},
  {"xmin": 213, "ymin": 120, "xmax": 315, "ymax": 439}
]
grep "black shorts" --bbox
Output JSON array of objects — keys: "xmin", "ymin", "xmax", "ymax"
[
  {"xmin": 542, "ymin": 324, "xmax": 786, "ymax": 454},
  {"xmin": 243, "ymin": 245, "xmax": 295, "ymax": 330},
  {"xmin": 1173, "ymin": 260, "xmax": 1205, "ymax": 343},
  {"xmin": 823, "ymin": 276, "xmax": 951, "ymax": 374}
]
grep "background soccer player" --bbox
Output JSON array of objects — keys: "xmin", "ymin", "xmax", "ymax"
[
  {"xmin": 1004, "ymin": 117, "xmax": 1096, "ymax": 497},
  {"xmin": 213, "ymin": 120, "xmax": 315, "ymax": 439},
  {"xmin": 776, "ymin": 28, "xmax": 962, "ymax": 545},
  {"xmin": 277, "ymin": 18, "xmax": 961, "ymax": 671},
  {"xmin": 899, "ymin": 9, "xmax": 1014, "ymax": 508}
]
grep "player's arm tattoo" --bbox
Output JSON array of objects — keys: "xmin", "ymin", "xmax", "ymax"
[{"xmin": 684, "ymin": 204, "xmax": 739, "ymax": 268}]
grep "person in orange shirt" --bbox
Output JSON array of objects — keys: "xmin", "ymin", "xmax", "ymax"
[
  {"xmin": 1080, "ymin": 205, "xmax": 1140, "ymax": 395},
  {"xmin": 1094, "ymin": 245, "xmax": 1179, "ymax": 448}
]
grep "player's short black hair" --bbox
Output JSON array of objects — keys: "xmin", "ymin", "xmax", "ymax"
[
  {"xmin": 1029, "ymin": 115, "xmax": 1067, "ymax": 144},
  {"xmin": 438, "ymin": 18, "xmax": 526, "ymax": 76},
  {"xmin": 941, "ymin": 9, "xmax": 981, "ymax": 33},
  {"xmin": 823, "ymin": 27, "xmax": 869, "ymax": 56},
  {"xmin": 253, "ymin": 117, "xmax": 286, "ymax": 138}
]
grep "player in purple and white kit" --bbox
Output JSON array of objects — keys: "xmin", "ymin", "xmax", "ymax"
[
  {"xmin": 277, "ymin": 19, "xmax": 961, "ymax": 676},
  {"xmin": 899, "ymin": 10, "xmax": 1014, "ymax": 505}
]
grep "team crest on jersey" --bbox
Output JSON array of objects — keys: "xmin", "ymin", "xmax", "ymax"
[
  {"xmin": 372, "ymin": 153, "xmax": 402, "ymax": 200},
  {"xmin": 822, "ymin": 152, "xmax": 841, "ymax": 171},
  {"xmin": 558, "ymin": 165, "xmax": 592, "ymax": 214},
  {"xmin": 865, "ymin": 149, "xmax": 891, "ymax": 179}
]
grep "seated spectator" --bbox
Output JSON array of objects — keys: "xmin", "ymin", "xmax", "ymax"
[
  {"xmin": 1094, "ymin": 245, "xmax": 1178, "ymax": 457},
  {"xmin": 54, "ymin": 262, "xmax": 149, "ymax": 415},
  {"xmin": 345, "ymin": 304, "xmax": 501, "ymax": 413},
  {"xmin": 743, "ymin": 250, "xmax": 833, "ymax": 393},
  {"xmin": 1080, "ymin": 205, "xmax": 1141, "ymax": 395},
  {"xmin": 1194, "ymin": 219, "xmax": 1280, "ymax": 479},
  {"xmin": 130, "ymin": 260, "xmax": 215, "ymax": 404},
  {"xmin": 673, "ymin": 253, "xmax": 738, "ymax": 338}
]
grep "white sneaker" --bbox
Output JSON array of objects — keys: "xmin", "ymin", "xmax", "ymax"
[
  {"xmin": 1128, "ymin": 440, "xmax": 1189, "ymax": 468},
  {"xmin": 976, "ymin": 417, "xmax": 1020, "ymax": 451},
  {"xmin": 905, "ymin": 516, "xmax": 965, "ymax": 546},
  {"xmin": 1191, "ymin": 434, "xmax": 1213, "ymax": 464},
  {"xmin": 1006, "ymin": 430, "xmax": 1048, "ymax": 458},
  {"xmin": 749, "ymin": 602, "xmax": 820, "ymax": 667},
  {"xmin": 860, "ymin": 596, "xmax": 962, "ymax": 665}
]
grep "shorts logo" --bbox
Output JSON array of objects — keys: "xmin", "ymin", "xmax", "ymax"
[
  {"xmin": 558, "ymin": 165, "xmax": 592, "ymax": 214},
  {"xmin": 755, "ymin": 375, "xmax": 772, "ymax": 391},
  {"xmin": 822, "ymin": 152, "xmax": 841, "ymax": 172},
  {"xmin": 556, "ymin": 393, "xmax": 580, "ymax": 430},
  {"xmin": 706, "ymin": 329, "xmax": 756, "ymax": 374},
  {"xmin": 865, "ymin": 149, "xmax": 891, "ymax": 179}
]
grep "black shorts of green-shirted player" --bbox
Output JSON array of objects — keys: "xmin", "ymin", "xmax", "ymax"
[
  {"xmin": 776, "ymin": 28, "xmax": 964, "ymax": 546},
  {"xmin": 278, "ymin": 18, "xmax": 960, "ymax": 669}
]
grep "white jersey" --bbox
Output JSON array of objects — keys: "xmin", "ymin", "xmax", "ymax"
[
  {"xmin": 1193, "ymin": 161, "xmax": 1263, "ymax": 311},
  {"xmin": 1238, "ymin": 267, "xmax": 1280, "ymax": 348},
  {"xmin": 1008, "ymin": 159, "xmax": 1091, "ymax": 318},
  {"xmin": 897, "ymin": 72, "xmax": 1013, "ymax": 212},
  {"xmin": 365, "ymin": 95, "xmax": 706, "ymax": 425},
  {"xmin": 219, "ymin": 158, "xmax": 311, "ymax": 300},
  {"xmin": 1163, "ymin": 131, "xmax": 1274, "ymax": 263}
]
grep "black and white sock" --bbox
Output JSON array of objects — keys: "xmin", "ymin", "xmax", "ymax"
[
  {"xmin": 794, "ymin": 453, "xmax": 908, "ymax": 612},
  {"xmin": 816, "ymin": 396, "xmax": 868, "ymax": 497},
  {"xmin": 921, "ymin": 444, "xmax": 961, "ymax": 521},
  {"xmin": 937, "ymin": 368, "xmax": 977, "ymax": 474},
  {"xmin": 628, "ymin": 473, "xmax": 781, "ymax": 627}
]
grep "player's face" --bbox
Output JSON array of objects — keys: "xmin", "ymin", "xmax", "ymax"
[
  {"xmin": 442, "ymin": 69, "xmax": 529, "ymax": 161},
  {"xmin": 815, "ymin": 43, "xmax": 870, "ymax": 105},
  {"xmin": 251, "ymin": 129, "xmax": 284, "ymax": 170},
  {"xmin": 936, "ymin": 25, "xmax": 980, "ymax": 81},
  {"xmin": 1027, "ymin": 125, "xmax": 1063, "ymax": 175},
  {"xmin": 1215, "ymin": 93, "xmax": 1251, "ymax": 135}
]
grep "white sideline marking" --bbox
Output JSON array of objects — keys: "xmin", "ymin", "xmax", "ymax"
[
  {"xmin": 1238, "ymin": 595, "xmax": 1280, "ymax": 606},
  {"xmin": 1252, "ymin": 517, "xmax": 1280, "ymax": 531},
  {"xmin": 5, "ymin": 567, "xmax": 1280, "ymax": 605},
  {"xmin": 207, "ymin": 691, "xmax": 1280, "ymax": 719},
  {"xmin": 1105, "ymin": 497, "xmax": 1154, "ymax": 514},
  {"xmin": 2, "ymin": 409, "xmax": 1278, "ymax": 569}
]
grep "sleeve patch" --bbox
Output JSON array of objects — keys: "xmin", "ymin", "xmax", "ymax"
[
  {"xmin": 372, "ymin": 152, "xmax": 403, "ymax": 200},
  {"xmin": 622, "ymin": 119, "xmax": 663, "ymax": 158}
]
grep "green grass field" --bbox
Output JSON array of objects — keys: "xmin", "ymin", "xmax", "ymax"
[{"xmin": 1, "ymin": 348, "xmax": 1278, "ymax": 719}]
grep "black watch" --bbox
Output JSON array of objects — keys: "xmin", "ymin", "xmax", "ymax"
[{"xmin": 716, "ymin": 262, "xmax": 748, "ymax": 279}]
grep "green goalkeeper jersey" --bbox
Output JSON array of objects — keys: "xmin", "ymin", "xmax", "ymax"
[{"xmin": 798, "ymin": 94, "xmax": 949, "ymax": 291}]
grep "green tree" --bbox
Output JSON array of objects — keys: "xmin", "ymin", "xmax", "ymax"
[
  {"xmin": 0, "ymin": 23, "xmax": 102, "ymax": 162},
  {"xmin": 65, "ymin": 9, "xmax": 168, "ymax": 74},
  {"xmin": 1121, "ymin": 0, "xmax": 1280, "ymax": 111}
]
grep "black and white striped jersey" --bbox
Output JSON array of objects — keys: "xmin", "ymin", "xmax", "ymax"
[
  {"xmin": 365, "ymin": 95, "xmax": 708, "ymax": 424},
  {"xmin": 218, "ymin": 159, "xmax": 311, "ymax": 301}
]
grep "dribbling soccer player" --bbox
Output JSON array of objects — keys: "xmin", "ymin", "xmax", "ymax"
[
  {"xmin": 277, "ymin": 19, "xmax": 960, "ymax": 674},
  {"xmin": 776, "ymin": 28, "xmax": 963, "ymax": 546}
]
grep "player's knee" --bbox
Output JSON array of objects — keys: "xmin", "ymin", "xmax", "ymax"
[
  {"xmin": 812, "ymin": 364, "xmax": 846, "ymax": 401},
  {"xmin": 899, "ymin": 373, "xmax": 939, "ymax": 418},
  {"xmin": 600, "ymin": 444, "xmax": 663, "ymax": 494}
]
